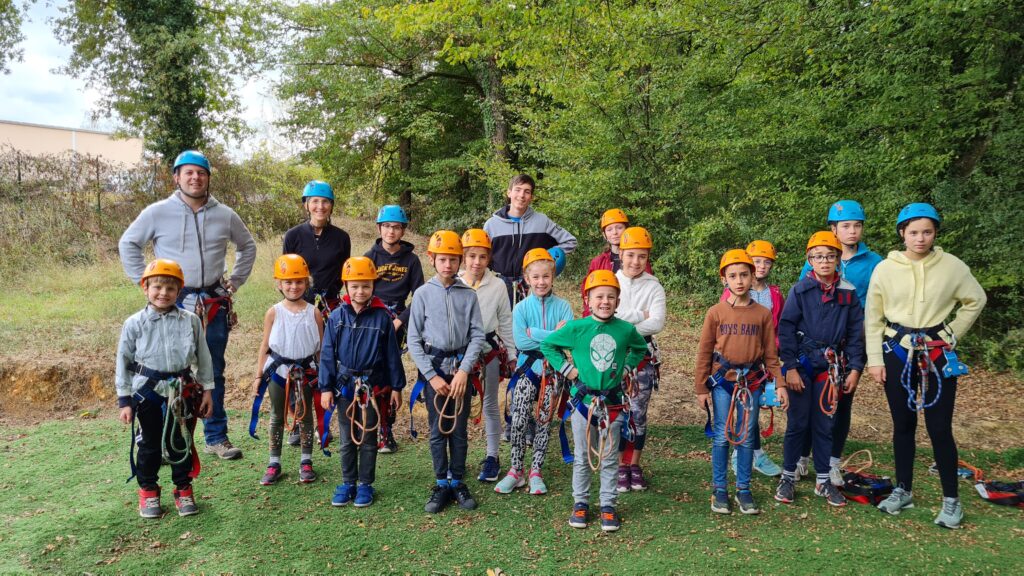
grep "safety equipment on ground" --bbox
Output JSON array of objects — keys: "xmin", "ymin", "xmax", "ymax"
[
  {"xmin": 745, "ymin": 240, "xmax": 777, "ymax": 260},
  {"xmin": 828, "ymin": 200, "xmax": 866, "ymax": 223},
  {"xmin": 376, "ymin": 205, "xmax": 410, "ymax": 224},
  {"xmin": 620, "ymin": 227, "xmax": 653, "ymax": 251},
  {"xmin": 140, "ymin": 258, "xmax": 185, "ymax": 287},
  {"xmin": 302, "ymin": 180, "xmax": 335, "ymax": 201},
  {"xmin": 806, "ymin": 231, "xmax": 842, "ymax": 253},
  {"xmin": 719, "ymin": 249, "xmax": 755, "ymax": 275},
  {"xmin": 427, "ymin": 230, "xmax": 463, "ymax": 256},
  {"xmin": 274, "ymin": 254, "xmax": 311, "ymax": 280},
  {"xmin": 341, "ymin": 257, "xmax": 378, "ymax": 281}
]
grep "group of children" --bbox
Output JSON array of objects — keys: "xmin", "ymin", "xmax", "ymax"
[{"xmin": 117, "ymin": 178, "xmax": 986, "ymax": 531}]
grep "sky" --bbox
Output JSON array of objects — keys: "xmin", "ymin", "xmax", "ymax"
[{"xmin": 0, "ymin": 1, "xmax": 287, "ymax": 158}]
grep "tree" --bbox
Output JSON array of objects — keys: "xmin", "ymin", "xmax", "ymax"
[
  {"xmin": 0, "ymin": 0, "xmax": 27, "ymax": 74},
  {"xmin": 54, "ymin": 0, "xmax": 266, "ymax": 164}
]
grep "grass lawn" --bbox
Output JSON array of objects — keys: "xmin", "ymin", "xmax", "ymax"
[{"xmin": 1, "ymin": 416, "xmax": 1020, "ymax": 574}]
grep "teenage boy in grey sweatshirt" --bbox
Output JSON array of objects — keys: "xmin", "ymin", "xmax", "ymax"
[
  {"xmin": 118, "ymin": 150, "xmax": 257, "ymax": 460},
  {"xmin": 407, "ymin": 231, "xmax": 486, "ymax": 514}
]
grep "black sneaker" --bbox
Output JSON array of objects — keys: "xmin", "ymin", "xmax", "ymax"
[
  {"xmin": 775, "ymin": 476, "xmax": 796, "ymax": 504},
  {"xmin": 452, "ymin": 482, "xmax": 478, "ymax": 510},
  {"xmin": 378, "ymin": 430, "xmax": 398, "ymax": 454},
  {"xmin": 424, "ymin": 484, "xmax": 452, "ymax": 514},
  {"xmin": 600, "ymin": 506, "xmax": 621, "ymax": 532},
  {"xmin": 568, "ymin": 502, "xmax": 589, "ymax": 529}
]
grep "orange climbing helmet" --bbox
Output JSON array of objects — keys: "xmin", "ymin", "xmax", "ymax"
[
  {"xmin": 806, "ymin": 231, "xmax": 842, "ymax": 252},
  {"xmin": 140, "ymin": 258, "xmax": 185, "ymax": 287},
  {"xmin": 522, "ymin": 247, "xmax": 555, "ymax": 271},
  {"xmin": 274, "ymin": 254, "xmax": 311, "ymax": 280},
  {"xmin": 341, "ymin": 256, "xmax": 378, "ymax": 281},
  {"xmin": 461, "ymin": 229, "xmax": 492, "ymax": 250},
  {"xmin": 745, "ymin": 240, "xmax": 777, "ymax": 260},
  {"xmin": 719, "ymin": 249, "xmax": 755, "ymax": 276},
  {"xmin": 427, "ymin": 230, "xmax": 463, "ymax": 256},
  {"xmin": 584, "ymin": 269, "xmax": 620, "ymax": 293},
  {"xmin": 620, "ymin": 226, "xmax": 653, "ymax": 250},
  {"xmin": 600, "ymin": 208, "xmax": 629, "ymax": 230}
]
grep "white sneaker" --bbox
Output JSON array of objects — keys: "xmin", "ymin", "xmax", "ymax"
[{"xmin": 829, "ymin": 465, "xmax": 845, "ymax": 487}]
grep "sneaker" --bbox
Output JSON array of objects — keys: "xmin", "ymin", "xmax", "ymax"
[
  {"xmin": 600, "ymin": 506, "xmax": 621, "ymax": 532},
  {"xmin": 829, "ymin": 465, "xmax": 845, "ymax": 487},
  {"xmin": 287, "ymin": 429, "xmax": 301, "ymax": 447},
  {"xmin": 711, "ymin": 489, "xmax": 731, "ymax": 514},
  {"xmin": 630, "ymin": 465, "xmax": 649, "ymax": 491},
  {"xmin": 299, "ymin": 461, "xmax": 317, "ymax": 483},
  {"xmin": 425, "ymin": 484, "xmax": 453, "ymax": 514},
  {"xmin": 138, "ymin": 487, "xmax": 162, "ymax": 519},
  {"xmin": 354, "ymin": 484, "xmax": 375, "ymax": 508},
  {"xmin": 528, "ymin": 471, "xmax": 548, "ymax": 495},
  {"xmin": 754, "ymin": 452, "xmax": 783, "ymax": 477},
  {"xmin": 452, "ymin": 482, "xmax": 478, "ymax": 510},
  {"xmin": 735, "ymin": 489, "xmax": 760, "ymax": 515},
  {"xmin": 815, "ymin": 481, "xmax": 847, "ymax": 507},
  {"xmin": 173, "ymin": 486, "xmax": 199, "ymax": 516},
  {"xmin": 203, "ymin": 439, "xmax": 242, "ymax": 460},
  {"xmin": 775, "ymin": 476, "xmax": 796, "ymax": 504},
  {"xmin": 260, "ymin": 464, "xmax": 282, "ymax": 486},
  {"xmin": 332, "ymin": 483, "xmax": 356, "ymax": 506},
  {"xmin": 934, "ymin": 498, "xmax": 963, "ymax": 529},
  {"xmin": 478, "ymin": 456, "xmax": 501, "ymax": 482},
  {"xmin": 568, "ymin": 502, "xmax": 589, "ymax": 528},
  {"xmin": 795, "ymin": 457, "xmax": 810, "ymax": 481},
  {"xmin": 877, "ymin": 487, "xmax": 914, "ymax": 515},
  {"xmin": 616, "ymin": 466, "xmax": 631, "ymax": 493},
  {"xmin": 494, "ymin": 469, "xmax": 526, "ymax": 494},
  {"xmin": 377, "ymin": 431, "xmax": 398, "ymax": 454}
]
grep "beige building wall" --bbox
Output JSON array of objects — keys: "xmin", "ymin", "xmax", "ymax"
[{"xmin": 0, "ymin": 120, "xmax": 145, "ymax": 166}]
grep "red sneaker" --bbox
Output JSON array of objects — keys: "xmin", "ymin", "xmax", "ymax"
[
  {"xmin": 138, "ymin": 487, "xmax": 161, "ymax": 519},
  {"xmin": 174, "ymin": 486, "xmax": 199, "ymax": 516}
]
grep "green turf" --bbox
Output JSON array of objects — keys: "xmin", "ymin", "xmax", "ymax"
[{"xmin": 1, "ymin": 417, "xmax": 1020, "ymax": 574}]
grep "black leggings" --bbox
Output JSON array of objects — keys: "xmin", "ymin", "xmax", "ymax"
[{"xmin": 882, "ymin": 347, "xmax": 959, "ymax": 497}]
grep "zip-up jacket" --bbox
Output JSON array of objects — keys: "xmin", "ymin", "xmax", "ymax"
[
  {"xmin": 115, "ymin": 306, "xmax": 215, "ymax": 407},
  {"xmin": 407, "ymin": 276, "xmax": 486, "ymax": 380},
  {"xmin": 458, "ymin": 270, "xmax": 517, "ymax": 358},
  {"xmin": 513, "ymin": 292, "xmax": 574, "ymax": 374},
  {"xmin": 615, "ymin": 270, "xmax": 666, "ymax": 337},
  {"xmin": 365, "ymin": 239, "xmax": 424, "ymax": 326},
  {"xmin": 119, "ymin": 191, "xmax": 257, "ymax": 289},
  {"xmin": 319, "ymin": 295, "xmax": 406, "ymax": 395},
  {"xmin": 483, "ymin": 206, "xmax": 577, "ymax": 279},
  {"xmin": 799, "ymin": 241, "xmax": 882, "ymax": 307},
  {"xmin": 283, "ymin": 221, "xmax": 351, "ymax": 301},
  {"xmin": 864, "ymin": 247, "xmax": 986, "ymax": 367},
  {"xmin": 581, "ymin": 249, "xmax": 651, "ymax": 315},
  {"xmin": 540, "ymin": 316, "xmax": 647, "ymax": 396},
  {"xmin": 778, "ymin": 273, "xmax": 866, "ymax": 376}
]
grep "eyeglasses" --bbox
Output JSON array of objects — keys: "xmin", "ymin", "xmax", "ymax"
[
  {"xmin": 808, "ymin": 254, "xmax": 838, "ymax": 263},
  {"xmin": 379, "ymin": 224, "xmax": 404, "ymax": 231}
]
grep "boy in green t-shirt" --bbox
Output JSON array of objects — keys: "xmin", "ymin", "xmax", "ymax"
[{"xmin": 541, "ymin": 270, "xmax": 647, "ymax": 532}]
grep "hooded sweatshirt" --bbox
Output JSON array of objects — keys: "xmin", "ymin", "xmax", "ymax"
[
  {"xmin": 864, "ymin": 248, "xmax": 986, "ymax": 367},
  {"xmin": 407, "ymin": 276, "xmax": 486, "ymax": 380},
  {"xmin": 365, "ymin": 239, "xmax": 425, "ymax": 326},
  {"xmin": 119, "ymin": 192, "xmax": 257, "ymax": 289},
  {"xmin": 283, "ymin": 221, "xmax": 351, "ymax": 300},
  {"xmin": 513, "ymin": 292, "xmax": 574, "ymax": 374},
  {"xmin": 615, "ymin": 270, "xmax": 667, "ymax": 338},
  {"xmin": 458, "ymin": 270, "xmax": 517, "ymax": 358},
  {"xmin": 799, "ymin": 241, "xmax": 882, "ymax": 307},
  {"xmin": 483, "ymin": 206, "xmax": 577, "ymax": 279},
  {"xmin": 319, "ymin": 295, "xmax": 406, "ymax": 396},
  {"xmin": 581, "ymin": 249, "xmax": 652, "ymax": 315}
]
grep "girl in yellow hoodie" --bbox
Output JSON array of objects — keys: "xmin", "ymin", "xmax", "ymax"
[{"xmin": 864, "ymin": 203, "xmax": 986, "ymax": 529}]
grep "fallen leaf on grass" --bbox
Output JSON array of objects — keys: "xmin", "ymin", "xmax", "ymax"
[{"xmin": 179, "ymin": 531, "xmax": 191, "ymax": 540}]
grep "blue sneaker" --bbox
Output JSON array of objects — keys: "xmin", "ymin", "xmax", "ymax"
[
  {"xmin": 753, "ymin": 452, "xmax": 782, "ymax": 477},
  {"xmin": 354, "ymin": 484, "xmax": 375, "ymax": 508},
  {"xmin": 478, "ymin": 456, "xmax": 501, "ymax": 482},
  {"xmin": 331, "ymin": 483, "xmax": 356, "ymax": 507}
]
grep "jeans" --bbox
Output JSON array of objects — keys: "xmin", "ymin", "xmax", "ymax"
[
  {"xmin": 711, "ymin": 384, "xmax": 762, "ymax": 490},
  {"xmin": 202, "ymin": 306, "xmax": 230, "ymax": 445}
]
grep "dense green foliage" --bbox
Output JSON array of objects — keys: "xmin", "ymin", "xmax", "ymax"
[
  {"xmin": 272, "ymin": 1, "xmax": 1024, "ymax": 370},
  {"xmin": 0, "ymin": 0, "xmax": 27, "ymax": 73}
]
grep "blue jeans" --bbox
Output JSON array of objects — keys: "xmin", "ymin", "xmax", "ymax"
[
  {"xmin": 202, "ymin": 306, "xmax": 230, "ymax": 445},
  {"xmin": 711, "ymin": 384, "xmax": 762, "ymax": 490}
]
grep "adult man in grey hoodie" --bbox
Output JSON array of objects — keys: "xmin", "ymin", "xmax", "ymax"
[{"xmin": 119, "ymin": 150, "xmax": 257, "ymax": 460}]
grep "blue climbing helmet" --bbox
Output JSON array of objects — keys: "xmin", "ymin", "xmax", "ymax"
[
  {"xmin": 896, "ymin": 202, "xmax": 941, "ymax": 230},
  {"xmin": 302, "ymin": 180, "xmax": 335, "ymax": 201},
  {"xmin": 827, "ymin": 200, "xmax": 866, "ymax": 223},
  {"xmin": 172, "ymin": 150, "xmax": 210, "ymax": 173},
  {"xmin": 547, "ymin": 246, "xmax": 566, "ymax": 276},
  {"xmin": 376, "ymin": 205, "xmax": 410, "ymax": 225}
]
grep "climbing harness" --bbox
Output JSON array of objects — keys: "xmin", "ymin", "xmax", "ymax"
[
  {"xmin": 313, "ymin": 292, "xmax": 341, "ymax": 320},
  {"xmin": 534, "ymin": 363, "xmax": 563, "ymax": 427},
  {"xmin": 958, "ymin": 460, "xmax": 1024, "ymax": 509},
  {"xmin": 883, "ymin": 323, "xmax": 965, "ymax": 412},
  {"xmin": 566, "ymin": 382, "xmax": 629, "ymax": 472},
  {"xmin": 248, "ymin": 350, "xmax": 319, "ymax": 442},
  {"xmin": 819, "ymin": 347, "xmax": 846, "ymax": 416},
  {"xmin": 181, "ymin": 283, "xmax": 237, "ymax": 330},
  {"xmin": 126, "ymin": 363, "xmax": 203, "ymax": 483},
  {"xmin": 408, "ymin": 344, "xmax": 466, "ymax": 439},
  {"xmin": 836, "ymin": 450, "xmax": 895, "ymax": 505},
  {"xmin": 705, "ymin": 353, "xmax": 769, "ymax": 447},
  {"xmin": 345, "ymin": 377, "xmax": 381, "ymax": 446}
]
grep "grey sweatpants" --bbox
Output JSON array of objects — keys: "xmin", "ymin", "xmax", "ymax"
[
  {"xmin": 268, "ymin": 377, "xmax": 315, "ymax": 458},
  {"xmin": 571, "ymin": 410, "xmax": 622, "ymax": 508},
  {"xmin": 482, "ymin": 358, "xmax": 502, "ymax": 459}
]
